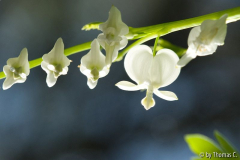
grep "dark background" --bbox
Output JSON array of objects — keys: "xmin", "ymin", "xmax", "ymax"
[{"xmin": 0, "ymin": 0, "xmax": 240, "ymax": 160}]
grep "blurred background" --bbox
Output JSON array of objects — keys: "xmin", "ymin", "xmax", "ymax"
[{"xmin": 0, "ymin": 0, "xmax": 240, "ymax": 160}]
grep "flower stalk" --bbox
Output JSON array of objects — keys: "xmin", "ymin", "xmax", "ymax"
[{"xmin": 0, "ymin": 6, "xmax": 240, "ymax": 80}]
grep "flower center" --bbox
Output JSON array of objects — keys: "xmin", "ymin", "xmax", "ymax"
[
  {"xmin": 200, "ymin": 28, "xmax": 218, "ymax": 44},
  {"xmin": 90, "ymin": 67, "xmax": 99, "ymax": 81},
  {"xmin": 10, "ymin": 66, "xmax": 26, "ymax": 79},
  {"xmin": 47, "ymin": 64, "xmax": 63, "ymax": 78}
]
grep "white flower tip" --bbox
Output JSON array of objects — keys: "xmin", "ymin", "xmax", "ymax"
[
  {"xmin": 220, "ymin": 14, "xmax": 228, "ymax": 22},
  {"xmin": 2, "ymin": 83, "xmax": 10, "ymax": 90},
  {"xmin": 87, "ymin": 79, "xmax": 98, "ymax": 89},
  {"xmin": 141, "ymin": 96, "xmax": 155, "ymax": 110},
  {"xmin": 56, "ymin": 37, "xmax": 63, "ymax": 43},
  {"xmin": 115, "ymin": 81, "xmax": 140, "ymax": 91}
]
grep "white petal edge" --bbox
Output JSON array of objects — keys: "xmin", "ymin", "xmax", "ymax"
[
  {"xmin": 46, "ymin": 71, "xmax": 57, "ymax": 87},
  {"xmin": 153, "ymin": 90, "xmax": 178, "ymax": 101},
  {"xmin": 115, "ymin": 81, "xmax": 141, "ymax": 91}
]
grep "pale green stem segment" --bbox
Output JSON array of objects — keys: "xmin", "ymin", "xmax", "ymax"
[
  {"xmin": 157, "ymin": 39, "xmax": 187, "ymax": 57},
  {"xmin": 153, "ymin": 35, "xmax": 160, "ymax": 57},
  {"xmin": 0, "ymin": 6, "xmax": 240, "ymax": 80}
]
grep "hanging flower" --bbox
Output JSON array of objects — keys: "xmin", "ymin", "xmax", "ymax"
[
  {"xmin": 97, "ymin": 5, "xmax": 129, "ymax": 68},
  {"xmin": 2, "ymin": 48, "xmax": 30, "ymax": 90},
  {"xmin": 80, "ymin": 39, "xmax": 109, "ymax": 89},
  {"xmin": 177, "ymin": 14, "xmax": 228, "ymax": 67},
  {"xmin": 41, "ymin": 38, "xmax": 71, "ymax": 87},
  {"xmin": 116, "ymin": 45, "xmax": 181, "ymax": 110}
]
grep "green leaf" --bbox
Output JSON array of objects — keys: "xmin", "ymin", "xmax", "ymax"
[
  {"xmin": 185, "ymin": 134, "xmax": 223, "ymax": 155},
  {"xmin": 214, "ymin": 130, "xmax": 239, "ymax": 154}
]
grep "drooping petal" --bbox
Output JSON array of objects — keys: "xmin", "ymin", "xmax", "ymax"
[
  {"xmin": 177, "ymin": 48, "xmax": 197, "ymax": 67},
  {"xmin": 124, "ymin": 45, "xmax": 153, "ymax": 84},
  {"xmin": 141, "ymin": 96, "xmax": 155, "ymax": 110},
  {"xmin": 119, "ymin": 36, "xmax": 128, "ymax": 49},
  {"xmin": 115, "ymin": 81, "xmax": 141, "ymax": 91},
  {"xmin": 2, "ymin": 65, "xmax": 26, "ymax": 90},
  {"xmin": 46, "ymin": 71, "xmax": 57, "ymax": 87},
  {"xmin": 87, "ymin": 78, "xmax": 98, "ymax": 89},
  {"xmin": 150, "ymin": 49, "xmax": 180, "ymax": 88},
  {"xmin": 105, "ymin": 43, "xmax": 118, "ymax": 68},
  {"xmin": 153, "ymin": 90, "xmax": 178, "ymax": 101},
  {"xmin": 99, "ymin": 6, "xmax": 129, "ymax": 36},
  {"xmin": 99, "ymin": 67, "xmax": 110, "ymax": 78},
  {"xmin": 41, "ymin": 61, "xmax": 50, "ymax": 74}
]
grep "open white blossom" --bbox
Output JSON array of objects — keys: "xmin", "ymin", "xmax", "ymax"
[
  {"xmin": 116, "ymin": 45, "xmax": 181, "ymax": 110},
  {"xmin": 177, "ymin": 14, "xmax": 228, "ymax": 67},
  {"xmin": 41, "ymin": 38, "xmax": 70, "ymax": 87},
  {"xmin": 97, "ymin": 6, "xmax": 129, "ymax": 68},
  {"xmin": 80, "ymin": 39, "xmax": 109, "ymax": 89},
  {"xmin": 2, "ymin": 48, "xmax": 30, "ymax": 90}
]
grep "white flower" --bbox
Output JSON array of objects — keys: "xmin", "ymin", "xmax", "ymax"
[
  {"xmin": 2, "ymin": 48, "xmax": 30, "ymax": 90},
  {"xmin": 116, "ymin": 45, "xmax": 181, "ymax": 110},
  {"xmin": 80, "ymin": 39, "xmax": 109, "ymax": 89},
  {"xmin": 177, "ymin": 14, "xmax": 228, "ymax": 67},
  {"xmin": 41, "ymin": 38, "xmax": 70, "ymax": 87},
  {"xmin": 97, "ymin": 6, "xmax": 129, "ymax": 68}
]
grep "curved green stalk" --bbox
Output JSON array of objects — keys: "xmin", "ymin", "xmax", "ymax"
[{"xmin": 153, "ymin": 35, "xmax": 160, "ymax": 57}]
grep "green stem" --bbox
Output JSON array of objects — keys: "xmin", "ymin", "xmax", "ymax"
[
  {"xmin": 115, "ymin": 33, "xmax": 158, "ymax": 62},
  {"xmin": 153, "ymin": 35, "xmax": 160, "ymax": 57},
  {"xmin": 132, "ymin": 6, "xmax": 240, "ymax": 38}
]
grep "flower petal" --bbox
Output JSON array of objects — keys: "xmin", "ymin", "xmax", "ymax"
[
  {"xmin": 124, "ymin": 45, "xmax": 153, "ymax": 84},
  {"xmin": 81, "ymin": 39, "xmax": 105, "ymax": 70},
  {"xmin": 105, "ymin": 43, "xmax": 118, "ymax": 68},
  {"xmin": 43, "ymin": 38, "xmax": 70, "ymax": 67},
  {"xmin": 150, "ymin": 49, "xmax": 180, "ymax": 88},
  {"xmin": 41, "ymin": 61, "xmax": 50, "ymax": 74},
  {"xmin": 177, "ymin": 49, "xmax": 197, "ymax": 67},
  {"xmin": 2, "ymin": 65, "xmax": 26, "ymax": 90},
  {"xmin": 141, "ymin": 96, "xmax": 155, "ymax": 110},
  {"xmin": 115, "ymin": 81, "xmax": 141, "ymax": 91},
  {"xmin": 46, "ymin": 71, "xmax": 57, "ymax": 87},
  {"xmin": 99, "ymin": 6, "xmax": 129, "ymax": 36},
  {"xmin": 99, "ymin": 67, "xmax": 109, "ymax": 78},
  {"xmin": 87, "ymin": 78, "xmax": 98, "ymax": 89},
  {"xmin": 119, "ymin": 36, "xmax": 128, "ymax": 50},
  {"xmin": 153, "ymin": 90, "xmax": 178, "ymax": 101},
  {"xmin": 212, "ymin": 14, "xmax": 227, "ymax": 45},
  {"xmin": 188, "ymin": 26, "xmax": 201, "ymax": 46}
]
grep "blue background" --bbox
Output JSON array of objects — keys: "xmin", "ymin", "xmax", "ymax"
[{"xmin": 0, "ymin": 0, "xmax": 240, "ymax": 160}]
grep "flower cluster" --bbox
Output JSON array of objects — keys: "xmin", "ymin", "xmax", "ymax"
[
  {"xmin": 80, "ymin": 5, "xmax": 129, "ymax": 89},
  {"xmin": 1, "ymin": 6, "xmax": 228, "ymax": 110}
]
